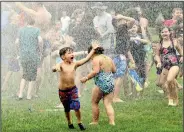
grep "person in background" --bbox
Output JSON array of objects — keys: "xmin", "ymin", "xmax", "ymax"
[
  {"xmin": 129, "ymin": 23, "xmax": 150, "ymax": 97},
  {"xmin": 92, "ymin": 2, "xmax": 115, "ymax": 58},
  {"xmin": 1, "ymin": 11, "xmax": 21, "ymax": 93},
  {"xmin": 16, "ymin": 2, "xmax": 52, "ymax": 97},
  {"xmin": 60, "ymin": 11, "xmax": 70, "ymax": 36},
  {"xmin": 112, "ymin": 11, "xmax": 136, "ymax": 102},
  {"xmin": 16, "ymin": 16, "xmax": 43, "ymax": 100}
]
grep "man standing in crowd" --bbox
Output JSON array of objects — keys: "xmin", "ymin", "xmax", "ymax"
[
  {"xmin": 60, "ymin": 11, "xmax": 70, "ymax": 36},
  {"xmin": 92, "ymin": 2, "xmax": 115, "ymax": 57}
]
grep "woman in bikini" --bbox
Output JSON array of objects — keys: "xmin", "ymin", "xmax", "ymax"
[
  {"xmin": 81, "ymin": 43, "xmax": 116, "ymax": 125},
  {"xmin": 155, "ymin": 27, "xmax": 183, "ymax": 106}
]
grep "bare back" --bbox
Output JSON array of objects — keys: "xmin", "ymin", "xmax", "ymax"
[{"xmin": 97, "ymin": 54, "xmax": 115, "ymax": 73}]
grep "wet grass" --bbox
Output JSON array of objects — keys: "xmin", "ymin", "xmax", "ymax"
[{"xmin": 1, "ymin": 67, "xmax": 183, "ymax": 132}]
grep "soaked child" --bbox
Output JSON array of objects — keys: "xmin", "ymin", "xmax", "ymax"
[
  {"xmin": 81, "ymin": 45, "xmax": 116, "ymax": 125},
  {"xmin": 52, "ymin": 46, "xmax": 88, "ymax": 109},
  {"xmin": 52, "ymin": 43, "xmax": 98, "ymax": 130},
  {"xmin": 155, "ymin": 27, "xmax": 183, "ymax": 106}
]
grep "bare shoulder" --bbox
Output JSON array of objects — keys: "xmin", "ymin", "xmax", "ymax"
[
  {"xmin": 92, "ymin": 56, "xmax": 100, "ymax": 62},
  {"xmin": 105, "ymin": 55, "xmax": 113, "ymax": 61}
]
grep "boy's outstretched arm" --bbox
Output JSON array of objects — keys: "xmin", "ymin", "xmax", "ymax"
[
  {"xmin": 74, "ymin": 51, "xmax": 88, "ymax": 56},
  {"xmin": 75, "ymin": 42, "xmax": 99, "ymax": 68},
  {"xmin": 75, "ymin": 49, "xmax": 95, "ymax": 68}
]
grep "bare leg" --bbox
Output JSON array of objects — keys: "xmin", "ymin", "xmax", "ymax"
[
  {"xmin": 123, "ymin": 73, "xmax": 129, "ymax": 97},
  {"xmin": 103, "ymin": 92, "xmax": 115, "ymax": 125},
  {"xmin": 27, "ymin": 81, "xmax": 35, "ymax": 99},
  {"xmin": 75, "ymin": 109, "xmax": 82, "ymax": 124},
  {"xmin": 34, "ymin": 68, "xmax": 42, "ymax": 97},
  {"xmin": 158, "ymin": 69, "xmax": 169, "ymax": 95},
  {"xmin": 18, "ymin": 79, "xmax": 26, "ymax": 98},
  {"xmin": 75, "ymin": 109, "xmax": 86, "ymax": 130},
  {"xmin": 130, "ymin": 79, "xmax": 137, "ymax": 98},
  {"xmin": 156, "ymin": 74, "xmax": 161, "ymax": 87},
  {"xmin": 91, "ymin": 87, "xmax": 102, "ymax": 124},
  {"xmin": 166, "ymin": 66, "xmax": 179, "ymax": 106},
  {"xmin": 2, "ymin": 71, "xmax": 12, "ymax": 92},
  {"xmin": 144, "ymin": 61, "xmax": 151, "ymax": 88},
  {"xmin": 65, "ymin": 112, "xmax": 72, "ymax": 125},
  {"xmin": 113, "ymin": 78, "xmax": 123, "ymax": 102}
]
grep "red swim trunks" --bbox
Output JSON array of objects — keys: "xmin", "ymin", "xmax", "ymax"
[{"xmin": 58, "ymin": 86, "xmax": 80, "ymax": 112}]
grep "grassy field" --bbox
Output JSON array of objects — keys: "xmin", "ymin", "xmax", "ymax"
[{"xmin": 1, "ymin": 66, "xmax": 183, "ymax": 132}]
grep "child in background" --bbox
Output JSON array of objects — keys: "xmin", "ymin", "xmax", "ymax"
[{"xmin": 17, "ymin": 16, "xmax": 43, "ymax": 100}]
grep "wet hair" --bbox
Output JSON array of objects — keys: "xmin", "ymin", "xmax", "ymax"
[
  {"xmin": 158, "ymin": 26, "xmax": 174, "ymax": 45},
  {"xmin": 132, "ymin": 23, "xmax": 142, "ymax": 34},
  {"xmin": 88, "ymin": 46, "xmax": 104, "ymax": 54},
  {"xmin": 132, "ymin": 22, "xmax": 152, "ymax": 41},
  {"xmin": 59, "ymin": 47, "xmax": 73, "ymax": 58}
]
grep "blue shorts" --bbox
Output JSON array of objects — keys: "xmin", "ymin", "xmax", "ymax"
[
  {"xmin": 59, "ymin": 86, "xmax": 80, "ymax": 112},
  {"xmin": 113, "ymin": 55, "xmax": 127, "ymax": 78}
]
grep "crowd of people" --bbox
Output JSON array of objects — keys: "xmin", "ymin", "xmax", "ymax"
[{"xmin": 1, "ymin": 2, "xmax": 183, "ymax": 130}]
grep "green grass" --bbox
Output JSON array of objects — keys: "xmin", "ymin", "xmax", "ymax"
[{"xmin": 2, "ymin": 67, "xmax": 183, "ymax": 132}]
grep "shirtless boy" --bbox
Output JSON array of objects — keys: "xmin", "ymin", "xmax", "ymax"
[{"xmin": 52, "ymin": 43, "xmax": 98, "ymax": 130}]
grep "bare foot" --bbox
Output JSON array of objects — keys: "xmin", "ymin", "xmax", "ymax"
[
  {"xmin": 168, "ymin": 99, "xmax": 177, "ymax": 107},
  {"xmin": 109, "ymin": 122, "xmax": 115, "ymax": 126},
  {"xmin": 113, "ymin": 98, "xmax": 124, "ymax": 103},
  {"xmin": 89, "ymin": 122, "xmax": 98, "ymax": 125}
]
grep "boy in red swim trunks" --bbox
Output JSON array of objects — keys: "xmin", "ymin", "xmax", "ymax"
[{"xmin": 52, "ymin": 42, "xmax": 98, "ymax": 130}]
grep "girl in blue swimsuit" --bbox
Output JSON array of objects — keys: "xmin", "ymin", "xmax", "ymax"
[{"xmin": 81, "ymin": 45, "xmax": 116, "ymax": 125}]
